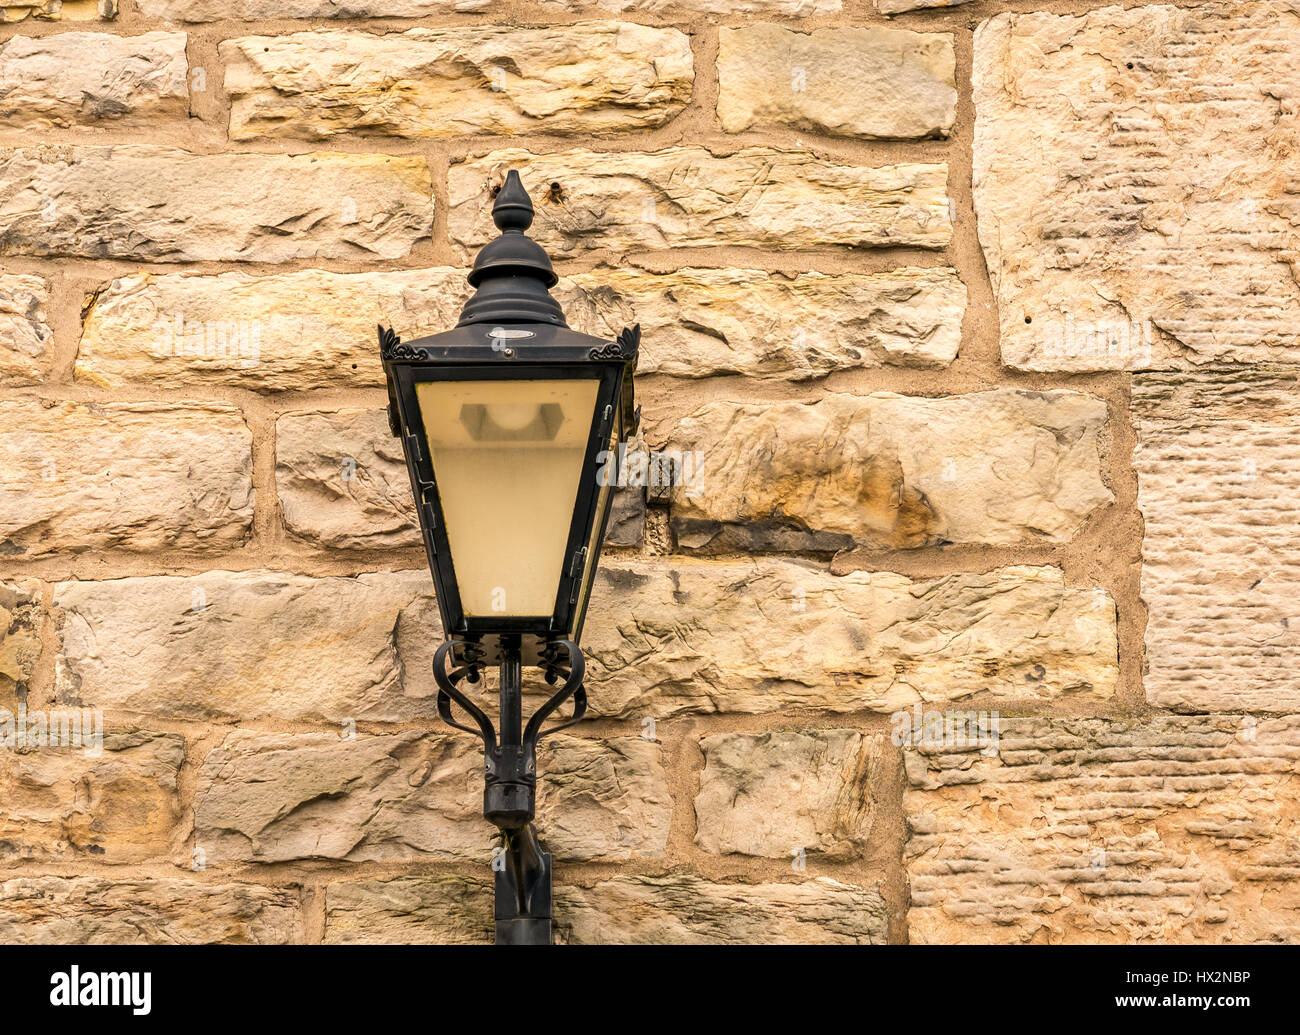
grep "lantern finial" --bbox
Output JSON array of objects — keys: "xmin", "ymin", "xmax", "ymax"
[
  {"xmin": 457, "ymin": 169, "xmax": 566, "ymax": 327},
  {"xmin": 492, "ymin": 169, "xmax": 534, "ymax": 233}
]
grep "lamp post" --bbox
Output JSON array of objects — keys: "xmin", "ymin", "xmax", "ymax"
[{"xmin": 378, "ymin": 170, "xmax": 639, "ymax": 945}]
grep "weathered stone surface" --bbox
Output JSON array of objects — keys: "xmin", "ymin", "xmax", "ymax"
[
  {"xmin": 223, "ymin": 24, "xmax": 692, "ymax": 141},
  {"xmin": 0, "ymin": 146, "xmax": 431, "ymax": 262},
  {"xmin": 140, "ymin": 0, "xmax": 483, "ymax": 15},
  {"xmin": 0, "ymin": 273, "xmax": 50, "ymax": 385},
  {"xmin": 55, "ymin": 569, "xmax": 431, "ymax": 723},
  {"xmin": 1134, "ymin": 368, "xmax": 1300, "ymax": 713},
  {"xmin": 60, "ymin": 562, "xmax": 1115, "ymax": 725},
  {"xmin": 0, "ymin": 401, "xmax": 252, "ymax": 558},
  {"xmin": 559, "ymin": 266, "xmax": 964, "ymax": 378},
  {"xmin": 194, "ymin": 730, "xmax": 482, "ymax": 865},
  {"xmin": 878, "ymin": 0, "xmax": 971, "ymax": 13},
  {"xmin": 556, "ymin": 875, "xmax": 888, "ymax": 944},
  {"xmin": 193, "ymin": 730, "xmax": 668, "ymax": 864},
  {"xmin": 0, "ymin": 730, "xmax": 183, "ymax": 863},
  {"xmin": 276, "ymin": 409, "xmax": 414, "ymax": 550},
  {"xmin": 695, "ymin": 729, "xmax": 875, "ymax": 859},
  {"xmin": 718, "ymin": 25, "xmax": 955, "ymax": 139},
  {"xmin": 324, "ymin": 876, "xmax": 492, "ymax": 945},
  {"xmin": 0, "ymin": 31, "xmax": 186, "ymax": 129},
  {"xmin": 77, "ymin": 268, "xmax": 470, "ymax": 393},
  {"xmin": 0, "ymin": 0, "xmax": 113, "ymax": 21},
  {"xmin": 0, "ymin": 877, "xmax": 302, "ymax": 944},
  {"xmin": 537, "ymin": 736, "xmax": 670, "ymax": 862},
  {"xmin": 605, "ymin": 481, "xmax": 645, "ymax": 548},
  {"xmin": 975, "ymin": 4, "xmax": 1300, "ymax": 371},
  {"xmin": 659, "ymin": 389, "xmax": 1110, "ymax": 552},
  {"xmin": 906, "ymin": 715, "xmax": 1300, "ymax": 943},
  {"xmin": 142, "ymin": 0, "xmax": 838, "ymax": 14},
  {"xmin": 0, "ymin": 580, "xmax": 41, "ymax": 708},
  {"xmin": 540, "ymin": 0, "xmax": 838, "ymax": 11},
  {"xmin": 576, "ymin": 562, "xmax": 1116, "ymax": 718},
  {"xmin": 275, "ymin": 407, "xmax": 644, "ymax": 550},
  {"xmin": 78, "ymin": 265, "xmax": 963, "ymax": 390},
  {"xmin": 326, "ymin": 872, "xmax": 886, "ymax": 944},
  {"xmin": 451, "ymin": 149, "xmax": 951, "ymax": 257}
]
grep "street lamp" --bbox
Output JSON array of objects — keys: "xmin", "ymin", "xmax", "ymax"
[{"xmin": 378, "ymin": 170, "xmax": 639, "ymax": 945}]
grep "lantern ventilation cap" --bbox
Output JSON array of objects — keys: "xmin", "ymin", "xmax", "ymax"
[{"xmin": 458, "ymin": 170, "xmax": 567, "ymax": 328}]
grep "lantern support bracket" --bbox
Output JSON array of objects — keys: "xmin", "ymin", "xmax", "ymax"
[{"xmin": 432, "ymin": 637, "xmax": 587, "ymax": 945}]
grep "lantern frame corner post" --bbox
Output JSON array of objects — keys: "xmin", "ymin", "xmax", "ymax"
[{"xmin": 378, "ymin": 168, "xmax": 637, "ymax": 946}]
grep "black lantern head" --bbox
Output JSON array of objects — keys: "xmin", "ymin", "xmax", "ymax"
[{"xmin": 380, "ymin": 170, "xmax": 639, "ymax": 667}]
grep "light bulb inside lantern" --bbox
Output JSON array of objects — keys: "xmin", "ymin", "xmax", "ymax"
[{"xmin": 485, "ymin": 402, "xmax": 544, "ymax": 433}]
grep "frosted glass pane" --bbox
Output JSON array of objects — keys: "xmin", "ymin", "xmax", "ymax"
[{"xmin": 416, "ymin": 378, "xmax": 597, "ymax": 618}]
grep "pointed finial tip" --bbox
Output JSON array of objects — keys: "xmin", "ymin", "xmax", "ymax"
[{"xmin": 492, "ymin": 169, "xmax": 534, "ymax": 233}]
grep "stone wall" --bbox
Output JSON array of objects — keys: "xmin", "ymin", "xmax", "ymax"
[{"xmin": 0, "ymin": 0, "xmax": 1290, "ymax": 944}]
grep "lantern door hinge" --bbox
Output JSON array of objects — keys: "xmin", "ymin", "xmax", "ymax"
[
  {"xmin": 419, "ymin": 485, "xmax": 439, "ymax": 534},
  {"xmin": 567, "ymin": 546, "xmax": 588, "ymax": 602},
  {"xmin": 404, "ymin": 432, "xmax": 425, "ymax": 465}
]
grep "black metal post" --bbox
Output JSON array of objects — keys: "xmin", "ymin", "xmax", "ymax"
[
  {"xmin": 432, "ymin": 637, "xmax": 587, "ymax": 946},
  {"xmin": 495, "ymin": 823, "xmax": 552, "ymax": 945},
  {"xmin": 487, "ymin": 640, "xmax": 552, "ymax": 945},
  {"xmin": 499, "ymin": 647, "xmax": 522, "ymax": 748}
]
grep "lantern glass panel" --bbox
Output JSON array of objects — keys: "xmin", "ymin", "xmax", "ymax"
[{"xmin": 415, "ymin": 378, "xmax": 599, "ymax": 619}]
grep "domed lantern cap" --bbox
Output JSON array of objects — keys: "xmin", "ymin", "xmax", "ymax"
[{"xmin": 458, "ymin": 170, "xmax": 566, "ymax": 327}]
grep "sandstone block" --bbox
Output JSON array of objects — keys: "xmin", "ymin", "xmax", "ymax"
[
  {"xmin": 539, "ymin": 0, "xmax": 839, "ymax": 11},
  {"xmin": 537, "ymin": 735, "xmax": 670, "ymax": 862},
  {"xmin": 139, "ymin": 0, "xmax": 488, "ymax": 18},
  {"xmin": 0, "ymin": 30, "xmax": 186, "ymax": 129},
  {"xmin": 0, "ymin": 401, "xmax": 252, "ymax": 557},
  {"xmin": 695, "ymin": 729, "xmax": 875, "ymax": 858},
  {"xmin": 223, "ymin": 24, "xmax": 692, "ymax": 140},
  {"xmin": 1, "ymin": 1, "xmax": 114, "ymax": 21},
  {"xmin": 658, "ymin": 389, "xmax": 1111, "ymax": 552},
  {"xmin": 0, "ymin": 579, "xmax": 42, "ymax": 707},
  {"xmin": 1133, "ymin": 367, "xmax": 1300, "ymax": 713},
  {"xmin": 0, "ymin": 876, "xmax": 302, "ymax": 944},
  {"xmin": 77, "ymin": 267, "xmax": 471, "ymax": 393},
  {"xmin": 975, "ymin": 4, "xmax": 1300, "ymax": 370},
  {"xmin": 276, "ymin": 408, "xmax": 415, "ymax": 551},
  {"xmin": 576, "ymin": 561, "xmax": 1117, "ymax": 718},
  {"xmin": 878, "ymin": 0, "xmax": 971, "ymax": 12},
  {"xmin": 0, "ymin": 730, "xmax": 183, "ymax": 863},
  {"xmin": 324, "ymin": 876, "xmax": 491, "ymax": 944},
  {"xmin": 558, "ymin": 265, "xmax": 964, "ymax": 378},
  {"xmin": 906, "ymin": 715, "xmax": 1300, "ymax": 943},
  {"xmin": 605, "ymin": 483, "xmax": 645, "ymax": 548},
  {"xmin": 0, "ymin": 273, "xmax": 51, "ymax": 384},
  {"xmin": 0, "ymin": 146, "xmax": 431, "ymax": 262},
  {"xmin": 451, "ymin": 149, "xmax": 951, "ymax": 256},
  {"xmin": 55, "ymin": 569, "xmax": 431, "ymax": 723},
  {"xmin": 556, "ymin": 875, "xmax": 888, "ymax": 944},
  {"xmin": 718, "ymin": 24, "xmax": 955, "ymax": 139}
]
